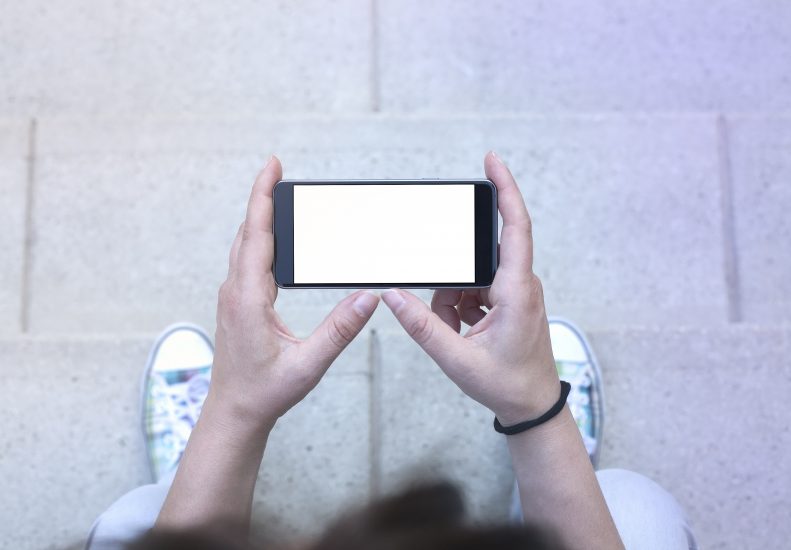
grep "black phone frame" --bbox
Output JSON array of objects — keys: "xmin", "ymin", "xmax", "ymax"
[{"xmin": 273, "ymin": 179, "xmax": 498, "ymax": 288}]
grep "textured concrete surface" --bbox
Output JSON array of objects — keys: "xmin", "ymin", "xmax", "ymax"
[
  {"xmin": 0, "ymin": 337, "xmax": 152, "ymax": 550},
  {"xmin": 31, "ymin": 115, "xmax": 726, "ymax": 334},
  {"xmin": 0, "ymin": 1, "xmax": 373, "ymax": 116},
  {"xmin": 488, "ymin": 115, "xmax": 727, "ymax": 326},
  {"xmin": 590, "ymin": 326, "xmax": 791, "ymax": 550},
  {"xmin": 0, "ymin": 334, "xmax": 372, "ymax": 550},
  {"xmin": 373, "ymin": 329, "xmax": 514, "ymax": 523},
  {"xmin": 0, "ymin": 119, "xmax": 28, "ymax": 334},
  {"xmin": 728, "ymin": 116, "xmax": 791, "ymax": 323},
  {"xmin": 7, "ymin": 1, "xmax": 791, "ymax": 116},
  {"xmin": 378, "ymin": 0, "xmax": 791, "ymax": 112}
]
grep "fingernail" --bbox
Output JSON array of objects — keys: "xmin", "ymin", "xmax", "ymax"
[
  {"xmin": 490, "ymin": 150, "xmax": 504, "ymax": 165},
  {"xmin": 352, "ymin": 291, "xmax": 379, "ymax": 317},
  {"xmin": 381, "ymin": 288, "xmax": 405, "ymax": 311}
]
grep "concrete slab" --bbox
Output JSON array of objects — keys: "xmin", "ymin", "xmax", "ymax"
[
  {"xmin": 378, "ymin": 1, "xmax": 791, "ymax": 112},
  {"xmin": 728, "ymin": 116, "xmax": 791, "ymax": 323},
  {"xmin": 373, "ymin": 329, "xmax": 514, "ymax": 523},
  {"xmin": 0, "ymin": 119, "xmax": 28, "ymax": 334},
  {"xmin": 31, "ymin": 115, "xmax": 725, "ymax": 335},
  {"xmin": 589, "ymin": 326, "xmax": 791, "ymax": 550},
  {"xmin": 0, "ymin": 337, "xmax": 152, "ymax": 550},
  {"xmin": 0, "ymin": 1, "xmax": 372, "ymax": 117},
  {"xmin": 487, "ymin": 115, "xmax": 727, "ymax": 326},
  {"xmin": 0, "ymin": 333, "xmax": 372, "ymax": 550}
]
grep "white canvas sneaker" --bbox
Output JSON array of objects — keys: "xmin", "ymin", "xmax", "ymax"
[{"xmin": 141, "ymin": 324, "xmax": 214, "ymax": 482}]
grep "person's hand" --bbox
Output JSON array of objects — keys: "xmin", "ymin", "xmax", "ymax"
[
  {"xmin": 208, "ymin": 156, "xmax": 380, "ymax": 430},
  {"xmin": 382, "ymin": 152, "xmax": 560, "ymax": 425}
]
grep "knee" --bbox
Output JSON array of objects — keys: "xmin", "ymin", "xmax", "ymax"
[
  {"xmin": 597, "ymin": 468, "xmax": 685, "ymax": 517},
  {"xmin": 596, "ymin": 469, "xmax": 696, "ymax": 550},
  {"xmin": 86, "ymin": 483, "xmax": 170, "ymax": 550},
  {"xmin": 597, "ymin": 469, "xmax": 674, "ymax": 500}
]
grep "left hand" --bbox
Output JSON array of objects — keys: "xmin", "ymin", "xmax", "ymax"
[
  {"xmin": 207, "ymin": 156, "xmax": 380, "ymax": 430},
  {"xmin": 381, "ymin": 152, "xmax": 560, "ymax": 425}
]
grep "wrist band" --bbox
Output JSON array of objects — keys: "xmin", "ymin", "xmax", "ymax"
[{"xmin": 493, "ymin": 381, "xmax": 571, "ymax": 435}]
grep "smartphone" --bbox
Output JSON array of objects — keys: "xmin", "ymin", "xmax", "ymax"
[{"xmin": 272, "ymin": 179, "xmax": 498, "ymax": 288}]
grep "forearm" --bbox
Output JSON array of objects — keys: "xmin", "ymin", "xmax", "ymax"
[
  {"xmin": 508, "ymin": 406, "xmax": 624, "ymax": 550},
  {"xmin": 155, "ymin": 391, "xmax": 274, "ymax": 537}
]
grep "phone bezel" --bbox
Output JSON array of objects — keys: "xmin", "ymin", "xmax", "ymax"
[{"xmin": 273, "ymin": 179, "xmax": 498, "ymax": 288}]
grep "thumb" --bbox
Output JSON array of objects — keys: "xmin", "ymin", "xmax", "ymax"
[
  {"xmin": 302, "ymin": 290, "xmax": 380, "ymax": 369},
  {"xmin": 381, "ymin": 288, "xmax": 464, "ymax": 366}
]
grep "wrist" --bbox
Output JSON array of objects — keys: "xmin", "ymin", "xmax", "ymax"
[
  {"xmin": 493, "ymin": 371, "xmax": 562, "ymax": 426},
  {"xmin": 200, "ymin": 389, "xmax": 277, "ymax": 442}
]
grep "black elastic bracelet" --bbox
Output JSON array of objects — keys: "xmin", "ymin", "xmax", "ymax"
[{"xmin": 493, "ymin": 381, "xmax": 571, "ymax": 435}]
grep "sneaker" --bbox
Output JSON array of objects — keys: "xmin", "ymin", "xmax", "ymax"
[
  {"xmin": 509, "ymin": 317, "xmax": 604, "ymax": 522},
  {"xmin": 141, "ymin": 323, "xmax": 214, "ymax": 482},
  {"xmin": 549, "ymin": 317, "xmax": 604, "ymax": 468}
]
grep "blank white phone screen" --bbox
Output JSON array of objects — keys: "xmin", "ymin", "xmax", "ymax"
[{"xmin": 293, "ymin": 184, "xmax": 475, "ymax": 284}]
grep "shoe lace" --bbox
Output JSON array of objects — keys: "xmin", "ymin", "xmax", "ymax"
[{"xmin": 149, "ymin": 371, "xmax": 211, "ymax": 449}]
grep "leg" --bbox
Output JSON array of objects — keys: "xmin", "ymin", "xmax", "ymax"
[
  {"xmin": 85, "ymin": 471, "xmax": 176, "ymax": 550},
  {"xmin": 597, "ymin": 469, "xmax": 697, "ymax": 550},
  {"xmin": 87, "ymin": 324, "xmax": 214, "ymax": 549}
]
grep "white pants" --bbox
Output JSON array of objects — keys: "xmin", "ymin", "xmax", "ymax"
[{"xmin": 86, "ymin": 468, "xmax": 697, "ymax": 550}]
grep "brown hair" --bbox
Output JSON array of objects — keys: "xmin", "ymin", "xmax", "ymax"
[{"xmin": 128, "ymin": 482, "xmax": 566, "ymax": 550}]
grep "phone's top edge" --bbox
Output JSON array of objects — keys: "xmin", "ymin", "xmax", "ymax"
[{"xmin": 278, "ymin": 179, "xmax": 493, "ymax": 183}]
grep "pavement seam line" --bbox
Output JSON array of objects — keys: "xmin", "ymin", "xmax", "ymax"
[
  {"xmin": 368, "ymin": 328, "xmax": 382, "ymax": 499},
  {"xmin": 20, "ymin": 117, "xmax": 37, "ymax": 333},
  {"xmin": 370, "ymin": 0, "xmax": 381, "ymax": 112},
  {"xmin": 717, "ymin": 114, "xmax": 742, "ymax": 323}
]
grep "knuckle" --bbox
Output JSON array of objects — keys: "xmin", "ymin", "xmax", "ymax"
[
  {"xmin": 290, "ymin": 363, "xmax": 318, "ymax": 390},
  {"xmin": 407, "ymin": 314, "xmax": 434, "ymax": 344},
  {"xmin": 516, "ymin": 217, "xmax": 533, "ymax": 242},
  {"xmin": 218, "ymin": 282, "xmax": 242, "ymax": 317},
  {"xmin": 525, "ymin": 273, "xmax": 546, "ymax": 306},
  {"xmin": 242, "ymin": 224, "xmax": 253, "ymax": 241},
  {"xmin": 529, "ymin": 273, "xmax": 543, "ymax": 294},
  {"xmin": 218, "ymin": 281, "xmax": 231, "ymax": 303},
  {"xmin": 327, "ymin": 315, "xmax": 357, "ymax": 349}
]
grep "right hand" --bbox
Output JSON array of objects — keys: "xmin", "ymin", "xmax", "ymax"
[
  {"xmin": 381, "ymin": 151, "xmax": 561, "ymax": 425},
  {"xmin": 209, "ymin": 156, "xmax": 379, "ymax": 431}
]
